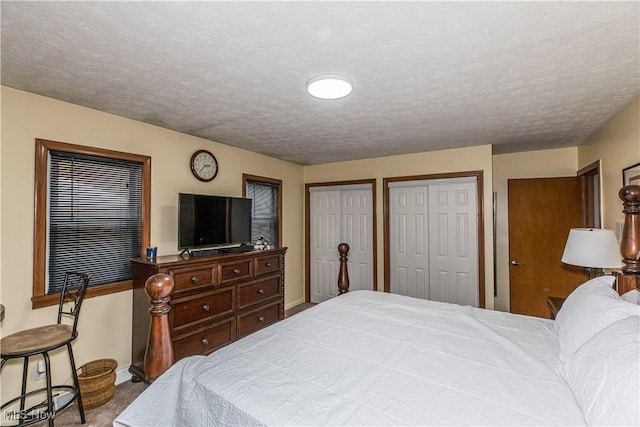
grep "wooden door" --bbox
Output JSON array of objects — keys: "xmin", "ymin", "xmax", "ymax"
[{"xmin": 508, "ymin": 177, "xmax": 585, "ymax": 318}]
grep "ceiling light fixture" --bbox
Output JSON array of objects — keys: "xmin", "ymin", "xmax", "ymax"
[{"xmin": 306, "ymin": 74, "xmax": 353, "ymax": 100}]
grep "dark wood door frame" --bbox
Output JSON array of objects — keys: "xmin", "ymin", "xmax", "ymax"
[
  {"xmin": 305, "ymin": 179, "xmax": 378, "ymax": 303},
  {"xmin": 383, "ymin": 171, "xmax": 485, "ymax": 308},
  {"xmin": 578, "ymin": 160, "xmax": 602, "ymax": 228}
]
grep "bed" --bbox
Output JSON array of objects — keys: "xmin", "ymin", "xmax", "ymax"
[{"xmin": 115, "ymin": 186, "xmax": 640, "ymax": 426}]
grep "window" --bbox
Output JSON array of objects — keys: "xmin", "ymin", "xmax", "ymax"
[
  {"xmin": 33, "ymin": 139, "xmax": 150, "ymax": 308},
  {"xmin": 242, "ymin": 174, "xmax": 282, "ymax": 247}
]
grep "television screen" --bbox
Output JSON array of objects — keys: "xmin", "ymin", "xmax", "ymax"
[{"xmin": 178, "ymin": 193, "xmax": 252, "ymax": 249}]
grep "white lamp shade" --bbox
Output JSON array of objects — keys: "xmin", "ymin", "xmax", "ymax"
[{"xmin": 561, "ymin": 228, "xmax": 622, "ymax": 268}]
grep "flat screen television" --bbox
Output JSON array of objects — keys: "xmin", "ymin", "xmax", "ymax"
[{"xmin": 178, "ymin": 193, "xmax": 252, "ymax": 250}]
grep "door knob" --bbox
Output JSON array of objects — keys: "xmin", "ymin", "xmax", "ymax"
[{"xmin": 511, "ymin": 260, "xmax": 520, "ymax": 266}]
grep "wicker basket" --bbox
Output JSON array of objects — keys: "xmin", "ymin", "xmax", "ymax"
[{"xmin": 77, "ymin": 358, "xmax": 117, "ymax": 409}]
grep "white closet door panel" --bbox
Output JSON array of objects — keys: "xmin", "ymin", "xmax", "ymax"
[
  {"xmin": 309, "ymin": 186, "xmax": 374, "ymax": 303},
  {"xmin": 389, "ymin": 186, "xmax": 429, "ymax": 299},
  {"xmin": 428, "ymin": 182, "xmax": 478, "ymax": 307},
  {"xmin": 341, "ymin": 189, "xmax": 373, "ymax": 292},
  {"xmin": 310, "ymin": 190, "xmax": 342, "ymax": 303}
]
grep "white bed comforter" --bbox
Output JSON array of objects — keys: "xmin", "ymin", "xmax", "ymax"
[{"xmin": 115, "ymin": 291, "xmax": 585, "ymax": 426}]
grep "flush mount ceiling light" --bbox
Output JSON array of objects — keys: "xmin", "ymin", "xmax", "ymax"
[{"xmin": 306, "ymin": 74, "xmax": 353, "ymax": 100}]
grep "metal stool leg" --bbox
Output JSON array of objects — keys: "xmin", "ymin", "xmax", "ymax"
[
  {"xmin": 20, "ymin": 356, "xmax": 29, "ymax": 413},
  {"xmin": 66, "ymin": 343, "xmax": 85, "ymax": 424},
  {"xmin": 42, "ymin": 352, "xmax": 54, "ymax": 427}
]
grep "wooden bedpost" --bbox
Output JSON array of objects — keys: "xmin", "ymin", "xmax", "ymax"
[
  {"xmin": 338, "ymin": 243, "xmax": 350, "ymax": 294},
  {"xmin": 144, "ymin": 273, "xmax": 174, "ymax": 382},
  {"xmin": 618, "ymin": 185, "xmax": 640, "ymax": 294}
]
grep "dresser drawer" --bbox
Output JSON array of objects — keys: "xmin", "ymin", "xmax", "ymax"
[
  {"xmin": 237, "ymin": 276, "xmax": 281, "ymax": 310},
  {"xmin": 237, "ymin": 301, "xmax": 281, "ymax": 338},
  {"xmin": 218, "ymin": 259, "xmax": 252, "ymax": 285},
  {"xmin": 171, "ymin": 287, "xmax": 234, "ymax": 329},
  {"xmin": 172, "ymin": 318, "xmax": 235, "ymax": 361},
  {"xmin": 254, "ymin": 254, "xmax": 281, "ymax": 276},
  {"xmin": 170, "ymin": 266, "xmax": 215, "ymax": 294}
]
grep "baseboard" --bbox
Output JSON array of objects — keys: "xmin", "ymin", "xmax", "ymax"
[
  {"xmin": 285, "ymin": 298, "xmax": 304, "ymax": 310},
  {"xmin": 115, "ymin": 366, "xmax": 133, "ymax": 385}
]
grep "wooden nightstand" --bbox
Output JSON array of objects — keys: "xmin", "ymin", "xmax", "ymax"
[{"xmin": 547, "ymin": 296, "xmax": 566, "ymax": 320}]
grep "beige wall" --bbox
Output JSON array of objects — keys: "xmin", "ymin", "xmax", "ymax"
[
  {"xmin": 492, "ymin": 148, "xmax": 578, "ymax": 312},
  {"xmin": 304, "ymin": 144, "xmax": 495, "ymax": 309},
  {"xmin": 578, "ymin": 94, "xmax": 640, "ymax": 229},
  {"xmin": 0, "ymin": 87, "xmax": 304, "ymax": 396}
]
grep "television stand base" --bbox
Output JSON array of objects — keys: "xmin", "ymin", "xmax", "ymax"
[
  {"xmin": 190, "ymin": 245, "xmax": 256, "ymax": 258},
  {"xmin": 190, "ymin": 248, "xmax": 220, "ymax": 258}
]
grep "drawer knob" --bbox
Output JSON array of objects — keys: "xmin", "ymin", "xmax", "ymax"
[
  {"xmin": 202, "ymin": 304, "xmax": 210, "ymax": 312},
  {"xmin": 191, "ymin": 276, "xmax": 199, "ymax": 284},
  {"xmin": 265, "ymin": 262, "xmax": 272, "ymax": 267},
  {"xmin": 201, "ymin": 338, "xmax": 209, "ymax": 346},
  {"xmin": 258, "ymin": 289, "xmax": 265, "ymax": 294},
  {"xmin": 233, "ymin": 268, "xmax": 241, "ymax": 275},
  {"xmin": 258, "ymin": 316, "xmax": 265, "ymax": 322}
]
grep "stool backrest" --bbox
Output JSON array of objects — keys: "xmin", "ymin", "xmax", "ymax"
[{"xmin": 57, "ymin": 272, "xmax": 91, "ymax": 337}]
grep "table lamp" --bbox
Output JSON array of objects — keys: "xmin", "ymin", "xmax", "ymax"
[{"xmin": 561, "ymin": 228, "xmax": 622, "ymax": 278}]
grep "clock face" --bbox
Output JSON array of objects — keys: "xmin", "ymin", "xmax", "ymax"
[{"xmin": 190, "ymin": 150, "xmax": 218, "ymax": 182}]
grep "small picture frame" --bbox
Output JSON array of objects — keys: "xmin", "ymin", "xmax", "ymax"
[{"xmin": 622, "ymin": 162, "xmax": 640, "ymax": 186}]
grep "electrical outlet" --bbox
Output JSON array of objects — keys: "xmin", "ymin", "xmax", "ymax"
[
  {"xmin": 53, "ymin": 391, "xmax": 74, "ymax": 411},
  {"xmin": 32, "ymin": 360, "xmax": 46, "ymax": 381}
]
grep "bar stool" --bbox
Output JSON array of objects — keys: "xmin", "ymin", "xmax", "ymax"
[{"xmin": 1, "ymin": 272, "xmax": 90, "ymax": 426}]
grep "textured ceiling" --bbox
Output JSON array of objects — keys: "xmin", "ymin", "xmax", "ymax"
[{"xmin": 2, "ymin": 1, "xmax": 639, "ymax": 165}]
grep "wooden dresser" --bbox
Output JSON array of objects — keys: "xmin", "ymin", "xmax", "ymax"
[{"xmin": 129, "ymin": 247, "xmax": 287, "ymax": 381}]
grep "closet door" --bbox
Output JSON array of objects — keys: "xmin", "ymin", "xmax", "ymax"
[
  {"xmin": 389, "ymin": 185, "xmax": 430, "ymax": 299},
  {"xmin": 309, "ymin": 190, "xmax": 342, "ymax": 303},
  {"xmin": 388, "ymin": 179, "xmax": 479, "ymax": 306},
  {"xmin": 309, "ymin": 185, "xmax": 374, "ymax": 303},
  {"xmin": 341, "ymin": 189, "xmax": 373, "ymax": 292},
  {"xmin": 428, "ymin": 181, "xmax": 479, "ymax": 307}
]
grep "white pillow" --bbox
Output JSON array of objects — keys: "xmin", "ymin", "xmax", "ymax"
[
  {"xmin": 554, "ymin": 275, "xmax": 640, "ymax": 361},
  {"xmin": 557, "ymin": 316, "xmax": 639, "ymax": 426},
  {"xmin": 621, "ymin": 289, "xmax": 640, "ymax": 305}
]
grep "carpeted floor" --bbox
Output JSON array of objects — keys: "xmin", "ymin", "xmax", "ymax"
[{"xmin": 41, "ymin": 302, "xmax": 316, "ymax": 426}]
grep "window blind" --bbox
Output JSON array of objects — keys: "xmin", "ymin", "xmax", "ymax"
[
  {"xmin": 246, "ymin": 181, "xmax": 279, "ymax": 246},
  {"xmin": 47, "ymin": 151, "xmax": 142, "ymax": 294}
]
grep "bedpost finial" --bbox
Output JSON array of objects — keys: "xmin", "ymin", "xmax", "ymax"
[
  {"xmin": 145, "ymin": 273, "xmax": 174, "ymax": 297},
  {"xmin": 620, "ymin": 185, "xmax": 640, "ymax": 213},
  {"xmin": 338, "ymin": 242, "xmax": 350, "ymax": 255},
  {"xmin": 145, "ymin": 274, "xmax": 174, "ymax": 315}
]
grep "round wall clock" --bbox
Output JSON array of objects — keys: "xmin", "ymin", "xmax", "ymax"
[{"xmin": 190, "ymin": 149, "xmax": 219, "ymax": 182}]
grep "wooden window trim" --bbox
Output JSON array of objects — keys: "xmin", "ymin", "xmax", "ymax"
[
  {"xmin": 32, "ymin": 139, "xmax": 151, "ymax": 309},
  {"xmin": 242, "ymin": 174, "xmax": 283, "ymax": 247}
]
